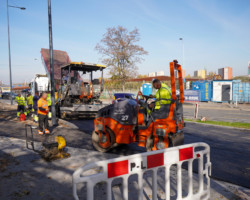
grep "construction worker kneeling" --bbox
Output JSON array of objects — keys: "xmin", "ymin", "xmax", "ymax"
[{"xmin": 37, "ymin": 92, "xmax": 50, "ymax": 135}]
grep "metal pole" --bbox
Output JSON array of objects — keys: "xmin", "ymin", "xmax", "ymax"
[
  {"xmin": 182, "ymin": 40, "xmax": 184, "ymax": 69},
  {"xmin": 179, "ymin": 38, "xmax": 184, "ymax": 69},
  {"xmin": 48, "ymin": 0, "xmax": 57, "ymax": 125},
  {"xmin": 7, "ymin": 0, "xmax": 13, "ymax": 105}
]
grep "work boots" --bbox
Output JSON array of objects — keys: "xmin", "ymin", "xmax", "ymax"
[
  {"xmin": 45, "ymin": 129, "xmax": 50, "ymax": 134},
  {"xmin": 38, "ymin": 130, "xmax": 43, "ymax": 135}
]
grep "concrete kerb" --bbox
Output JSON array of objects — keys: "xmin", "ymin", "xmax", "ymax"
[
  {"xmin": 185, "ymin": 121, "xmax": 250, "ymax": 131},
  {"xmin": 184, "ymin": 102, "xmax": 250, "ymax": 112}
]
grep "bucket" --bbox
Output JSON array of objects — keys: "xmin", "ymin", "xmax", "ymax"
[{"xmin": 20, "ymin": 113, "xmax": 26, "ymax": 121}]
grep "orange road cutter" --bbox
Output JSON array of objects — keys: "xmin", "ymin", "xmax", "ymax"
[{"xmin": 92, "ymin": 60, "xmax": 185, "ymax": 152}]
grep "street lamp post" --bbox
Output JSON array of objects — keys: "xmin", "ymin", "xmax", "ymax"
[
  {"xmin": 179, "ymin": 38, "xmax": 184, "ymax": 68},
  {"xmin": 6, "ymin": 0, "xmax": 26, "ymax": 105},
  {"xmin": 48, "ymin": 0, "xmax": 57, "ymax": 126}
]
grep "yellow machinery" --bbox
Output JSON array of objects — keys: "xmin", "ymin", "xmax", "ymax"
[{"xmin": 25, "ymin": 125, "xmax": 70, "ymax": 161}]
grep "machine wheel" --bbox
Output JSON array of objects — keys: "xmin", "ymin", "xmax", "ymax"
[
  {"xmin": 92, "ymin": 128, "xmax": 115, "ymax": 153},
  {"xmin": 146, "ymin": 134, "xmax": 154, "ymax": 152}
]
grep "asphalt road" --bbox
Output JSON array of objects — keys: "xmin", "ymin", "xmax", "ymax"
[
  {"xmin": 68, "ymin": 119, "xmax": 250, "ymax": 188},
  {"xmin": 0, "ymin": 113, "xmax": 249, "ymax": 188},
  {"xmin": 183, "ymin": 104, "xmax": 250, "ymax": 123},
  {"xmin": 184, "ymin": 122, "xmax": 250, "ymax": 188}
]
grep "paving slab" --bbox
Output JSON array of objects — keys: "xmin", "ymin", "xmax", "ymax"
[{"xmin": 0, "ymin": 136, "xmax": 249, "ymax": 200}]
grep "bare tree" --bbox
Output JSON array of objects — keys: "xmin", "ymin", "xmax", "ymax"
[{"xmin": 96, "ymin": 26, "xmax": 148, "ymax": 91}]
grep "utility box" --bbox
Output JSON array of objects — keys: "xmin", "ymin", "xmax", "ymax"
[
  {"xmin": 192, "ymin": 81, "xmax": 212, "ymax": 101},
  {"xmin": 233, "ymin": 81, "xmax": 250, "ymax": 103},
  {"xmin": 142, "ymin": 83, "xmax": 152, "ymax": 96},
  {"xmin": 212, "ymin": 80, "xmax": 233, "ymax": 102}
]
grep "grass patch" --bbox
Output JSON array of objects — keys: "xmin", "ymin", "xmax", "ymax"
[{"xmin": 185, "ymin": 119, "xmax": 250, "ymax": 129}]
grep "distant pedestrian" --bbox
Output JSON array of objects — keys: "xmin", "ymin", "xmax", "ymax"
[
  {"xmin": 37, "ymin": 92, "xmax": 50, "ymax": 135},
  {"xmin": 15, "ymin": 93, "xmax": 26, "ymax": 117},
  {"xmin": 33, "ymin": 92, "xmax": 39, "ymax": 122}
]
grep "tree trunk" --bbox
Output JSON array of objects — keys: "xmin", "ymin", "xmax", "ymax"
[{"xmin": 122, "ymin": 84, "xmax": 125, "ymax": 92}]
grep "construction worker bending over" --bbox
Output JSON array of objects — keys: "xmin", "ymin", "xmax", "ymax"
[
  {"xmin": 37, "ymin": 92, "xmax": 50, "ymax": 135},
  {"xmin": 26, "ymin": 93, "xmax": 33, "ymax": 115},
  {"xmin": 149, "ymin": 79, "xmax": 172, "ymax": 119},
  {"xmin": 33, "ymin": 92, "xmax": 39, "ymax": 122},
  {"xmin": 15, "ymin": 94, "xmax": 27, "ymax": 117}
]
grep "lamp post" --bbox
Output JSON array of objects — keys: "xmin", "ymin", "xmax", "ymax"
[
  {"xmin": 6, "ymin": 0, "xmax": 26, "ymax": 105},
  {"xmin": 48, "ymin": 0, "xmax": 57, "ymax": 126},
  {"xmin": 179, "ymin": 38, "xmax": 184, "ymax": 68}
]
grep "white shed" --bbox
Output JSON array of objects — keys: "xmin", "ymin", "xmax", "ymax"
[{"xmin": 212, "ymin": 80, "xmax": 233, "ymax": 102}]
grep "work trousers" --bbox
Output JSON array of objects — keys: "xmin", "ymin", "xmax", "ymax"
[
  {"xmin": 33, "ymin": 106, "xmax": 38, "ymax": 114},
  {"xmin": 17, "ymin": 105, "xmax": 25, "ymax": 117},
  {"xmin": 27, "ymin": 104, "xmax": 33, "ymax": 114},
  {"xmin": 151, "ymin": 104, "xmax": 171, "ymax": 120},
  {"xmin": 17, "ymin": 105, "xmax": 25, "ymax": 112},
  {"xmin": 38, "ymin": 114, "xmax": 49, "ymax": 132}
]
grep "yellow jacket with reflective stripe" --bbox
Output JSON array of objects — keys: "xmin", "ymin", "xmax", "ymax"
[
  {"xmin": 37, "ymin": 98, "xmax": 48, "ymax": 115},
  {"xmin": 15, "ymin": 96, "xmax": 25, "ymax": 106},
  {"xmin": 155, "ymin": 83, "xmax": 172, "ymax": 110},
  {"xmin": 26, "ymin": 95, "xmax": 33, "ymax": 105},
  {"xmin": 47, "ymin": 94, "xmax": 51, "ymax": 106}
]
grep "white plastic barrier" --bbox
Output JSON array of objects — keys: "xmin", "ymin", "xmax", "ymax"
[{"xmin": 73, "ymin": 143, "xmax": 211, "ymax": 200}]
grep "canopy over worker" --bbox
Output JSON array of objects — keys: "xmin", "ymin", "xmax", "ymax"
[
  {"xmin": 37, "ymin": 92, "xmax": 50, "ymax": 135},
  {"xmin": 149, "ymin": 79, "xmax": 172, "ymax": 118},
  {"xmin": 26, "ymin": 93, "xmax": 33, "ymax": 115},
  {"xmin": 15, "ymin": 93, "xmax": 27, "ymax": 117}
]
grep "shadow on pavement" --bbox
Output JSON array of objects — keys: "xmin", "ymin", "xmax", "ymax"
[{"xmin": 0, "ymin": 148, "xmax": 73, "ymax": 200}]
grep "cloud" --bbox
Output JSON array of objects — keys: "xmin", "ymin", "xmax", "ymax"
[
  {"xmin": 133, "ymin": 0, "xmax": 165, "ymax": 22},
  {"xmin": 187, "ymin": 0, "xmax": 250, "ymax": 36}
]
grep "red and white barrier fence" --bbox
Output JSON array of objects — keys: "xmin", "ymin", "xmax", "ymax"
[{"xmin": 73, "ymin": 143, "xmax": 211, "ymax": 200}]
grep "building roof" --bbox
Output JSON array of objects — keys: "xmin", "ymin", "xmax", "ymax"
[
  {"xmin": 41, "ymin": 48, "xmax": 71, "ymax": 80},
  {"xmin": 12, "ymin": 86, "xmax": 30, "ymax": 90},
  {"xmin": 61, "ymin": 62, "xmax": 106, "ymax": 72}
]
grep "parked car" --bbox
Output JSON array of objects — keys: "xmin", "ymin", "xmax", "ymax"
[
  {"xmin": 1, "ymin": 92, "xmax": 17, "ymax": 100},
  {"xmin": 113, "ymin": 93, "xmax": 136, "ymax": 103}
]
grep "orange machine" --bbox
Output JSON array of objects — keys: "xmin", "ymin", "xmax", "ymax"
[{"xmin": 92, "ymin": 60, "xmax": 185, "ymax": 152}]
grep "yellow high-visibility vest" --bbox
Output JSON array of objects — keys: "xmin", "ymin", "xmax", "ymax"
[
  {"xmin": 47, "ymin": 94, "xmax": 51, "ymax": 106},
  {"xmin": 26, "ymin": 95, "xmax": 33, "ymax": 105},
  {"xmin": 154, "ymin": 83, "xmax": 172, "ymax": 110},
  {"xmin": 15, "ymin": 96, "xmax": 25, "ymax": 106}
]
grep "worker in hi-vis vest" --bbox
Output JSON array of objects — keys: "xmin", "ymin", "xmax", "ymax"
[
  {"xmin": 26, "ymin": 93, "xmax": 33, "ymax": 115},
  {"xmin": 37, "ymin": 92, "xmax": 50, "ymax": 135},
  {"xmin": 15, "ymin": 93, "xmax": 27, "ymax": 117},
  {"xmin": 33, "ymin": 92, "xmax": 39, "ymax": 122},
  {"xmin": 149, "ymin": 79, "xmax": 172, "ymax": 118},
  {"xmin": 46, "ymin": 92, "xmax": 52, "ymax": 119}
]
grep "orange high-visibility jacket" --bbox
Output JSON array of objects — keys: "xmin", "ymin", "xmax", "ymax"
[{"xmin": 37, "ymin": 98, "xmax": 48, "ymax": 115}]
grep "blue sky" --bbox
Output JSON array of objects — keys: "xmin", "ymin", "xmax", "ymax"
[{"xmin": 0, "ymin": 0, "xmax": 250, "ymax": 84}]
